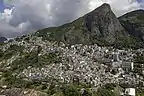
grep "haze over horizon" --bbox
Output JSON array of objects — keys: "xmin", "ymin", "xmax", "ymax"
[{"xmin": 0, "ymin": 0, "xmax": 143, "ymax": 38}]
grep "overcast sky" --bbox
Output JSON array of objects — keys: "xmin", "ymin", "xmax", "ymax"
[{"xmin": 0, "ymin": 0, "xmax": 143, "ymax": 38}]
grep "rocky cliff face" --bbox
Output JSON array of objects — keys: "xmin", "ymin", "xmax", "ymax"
[{"xmin": 84, "ymin": 3, "xmax": 127, "ymax": 45}]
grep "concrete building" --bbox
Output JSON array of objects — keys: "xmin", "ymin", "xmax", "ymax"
[
  {"xmin": 122, "ymin": 62, "xmax": 134, "ymax": 72},
  {"xmin": 125, "ymin": 88, "xmax": 135, "ymax": 96},
  {"xmin": 112, "ymin": 52, "xmax": 120, "ymax": 62}
]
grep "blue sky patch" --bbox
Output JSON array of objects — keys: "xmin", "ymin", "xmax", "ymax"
[
  {"xmin": 137, "ymin": 0, "xmax": 144, "ymax": 2},
  {"xmin": 0, "ymin": 0, "xmax": 4, "ymax": 12}
]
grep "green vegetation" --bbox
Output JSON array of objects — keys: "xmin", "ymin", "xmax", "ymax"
[
  {"xmin": 114, "ymin": 36, "xmax": 144, "ymax": 49},
  {"xmin": 46, "ymin": 83, "xmax": 121, "ymax": 96},
  {"xmin": 119, "ymin": 10, "xmax": 144, "ymax": 22},
  {"xmin": 119, "ymin": 10, "xmax": 144, "ymax": 48},
  {"xmin": 0, "ymin": 45, "xmax": 24, "ymax": 61},
  {"xmin": 137, "ymin": 91, "xmax": 144, "ymax": 96},
  {"xmin": 1, "ymin": 49, "xmax": 61, "ymax": 89},
  {"xmin": 93, "ymin": 84, "xmax": 121, "ymax": 96},
  {"xmin": 47, "ymin": 84, "xmax": 80, "ymax": 96},
  {"xmin": 133, "ymin": 54, "xmax": 144, "ymax": 75},
  {"xmin": 134, "ymin": 54, "xmax": 144, "ymax": 64},
  {"xmin": 1, "ymin": 71, "xmax": 124, "ymax": 96},
  {"xmin": 3, "ymin": 72, "xmax": 33, "ymax": 88},
  {"xmin": 61, "ymin": 85, "xmax": 80, "ymax": 96},
  {"xmin": 9, "ymin": 51, "xmax": 61, "ymax": 72},
  {"xmin": 8, "ymin": 44, "xmax": 24, "ymax": 52},
  {"xmin": 96, "ymin": 88, "xmax": 115, "ymax": 96},
  {"xmin": 39, "ymin": 53, "xmax": 61, "ymax": 65},
  {"xmin": 35, "ymin": 17, "xmax": 84, "ymax": 44},
  {"xmin": 0, "ymin": 42, "xmax": 7, "ymax": 46},
  {"xmin": 15, "ymin": 37, "xmax": 23, "ymax": 41}
]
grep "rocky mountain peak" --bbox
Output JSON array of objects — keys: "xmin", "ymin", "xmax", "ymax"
[
  {"xmin": 85, "ymin": 3, "xmax": 128, "ymax": 45},
  {"xmin": 93, "ymin": 3, "xmax": 111, "ymax": 13}
]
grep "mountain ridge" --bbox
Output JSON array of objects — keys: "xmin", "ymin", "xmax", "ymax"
[
  {"xmin": 35, "ymin": 3, "xmax": 144, "ymax": 48},
  {"xmin": 119, "ymin": 9, "xmax": 144, "ymax": 41}
]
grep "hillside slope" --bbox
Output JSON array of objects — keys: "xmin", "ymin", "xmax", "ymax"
[{"xmin": 119, "ymin": 9, "xmax": 144, "ymax": 41}]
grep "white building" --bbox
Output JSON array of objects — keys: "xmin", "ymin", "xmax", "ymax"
[
  {"xmin": 125, "ymin": 88, "xmax": 135, "ymax": 96},
  {"xmin": 112, "ymin": 52, "xmax": 120, "ymax": 62},
  {"xmin": 122, "ymin": 62, "xmax": 134, "ymax": 72}
]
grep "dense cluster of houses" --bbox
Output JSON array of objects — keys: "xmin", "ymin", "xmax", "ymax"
[{"xmin": 0, "ymin": 36, "xmax": 144, "ymax": 95}]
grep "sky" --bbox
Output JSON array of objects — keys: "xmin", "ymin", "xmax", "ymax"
[
  {"xmin": 137, "ymin": 0, "xmax": 143, "ymax": 2},
  {"xmin": 0, "ymin": 0, "xmax": 143, "ymax": 38},
  {"xmin": 0, "ymin": 0, "xmax": 4, "ymax": 12}
]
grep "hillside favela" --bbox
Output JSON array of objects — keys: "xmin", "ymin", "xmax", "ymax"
[{"xmin": 0, "ymin": 0, "xmax": 143, "ymax": 96}]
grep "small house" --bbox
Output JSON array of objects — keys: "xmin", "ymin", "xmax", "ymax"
[
  {"xmin": 124, "ymin": 88, "xmax": 135, "ymax": 96},
  {"xmin": 122, "ymin": 62, "xmax": 134, "ymax": 72}
]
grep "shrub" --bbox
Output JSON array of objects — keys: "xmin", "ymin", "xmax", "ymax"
[
  {"xmin": 96, "ymin": 88, "xmax": 115, "ymax": 96},
  {"xmin": 61, "ymin": 85, "xmax": 80, "ymax": 96}
]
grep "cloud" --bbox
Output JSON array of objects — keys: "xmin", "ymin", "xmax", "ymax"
[
  {"xmin": 89, "ymin": 0, "xmax": 142, "ymax": 16},
  {"xmin": 9, "ymin": 0, "xmax": 90, "ymax": 27},
  {"xmin": 0, "ymin": 0, "xmax": 143, "ymax": 38}
]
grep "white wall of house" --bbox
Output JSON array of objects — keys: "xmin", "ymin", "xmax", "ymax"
[{"xmin": 125, "ymin": 88, "xmax": 135, "ymax": 96}]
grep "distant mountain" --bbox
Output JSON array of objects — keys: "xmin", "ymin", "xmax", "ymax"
[
  {"xmin": 35, "ymin": 4, "xmax": 144, "ymax": 48},
  {"xmin": 0, "ymin": 37, "xmax": 7, "ymax": 42},
  {"xmin": 119, "ymin": 9, "xmax": 144, "ymax": 41}
]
